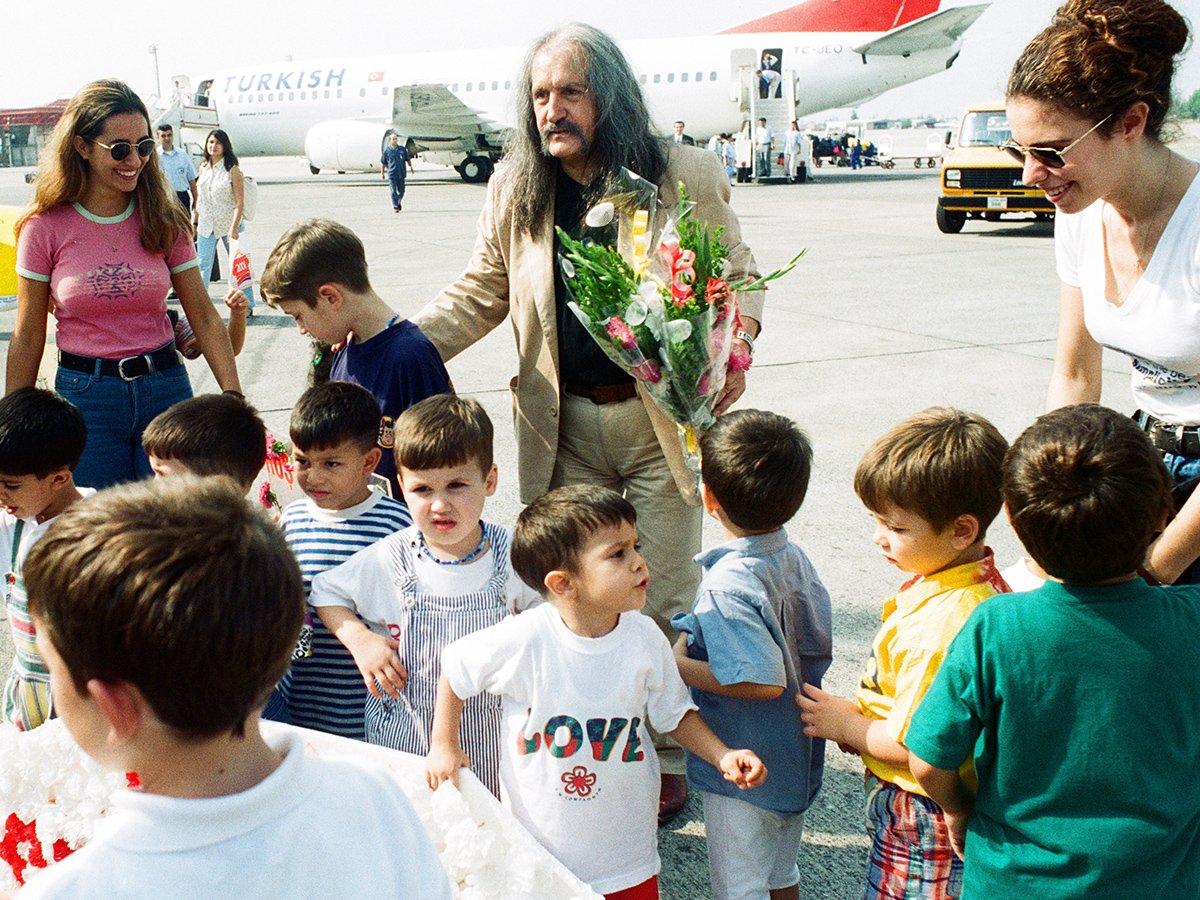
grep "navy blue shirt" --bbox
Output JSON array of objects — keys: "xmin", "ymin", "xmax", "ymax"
[
  {"xmin": 330, "ymin": 319, "xmax": 451, "ymax": 497},
  {"xmin": 381, "ymin": 145, "xmax": 410, "ymax": 181}
]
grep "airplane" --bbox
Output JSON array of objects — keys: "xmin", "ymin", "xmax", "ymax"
[{"xmin": 159, "ymin": 0, "xmax": 990, "ymax": 183}]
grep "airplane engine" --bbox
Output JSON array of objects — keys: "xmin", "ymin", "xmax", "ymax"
[{"xmin": 303, "ymin": 120, "xmax": 393, "ymax": 174}]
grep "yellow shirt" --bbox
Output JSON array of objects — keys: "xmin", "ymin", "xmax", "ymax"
[{"xmin": 855, "ymin": 550, "xmax": 1009, "ymax": 795}]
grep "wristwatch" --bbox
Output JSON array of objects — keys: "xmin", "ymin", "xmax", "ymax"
[{"xmin": 735, "ymin": 330, "xmax": 756, "ymax": 358}]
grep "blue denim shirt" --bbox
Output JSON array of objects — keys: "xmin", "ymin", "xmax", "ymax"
[{"xmin": 672, "ymin": 528, "xmax": 833, "ymax": 814}]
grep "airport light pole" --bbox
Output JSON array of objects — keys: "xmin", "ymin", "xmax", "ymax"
[{"xmin": 148, "ymin": 44, "xmax": 161, "ymax": 99}]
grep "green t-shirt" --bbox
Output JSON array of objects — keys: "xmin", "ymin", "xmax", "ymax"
[{"xmin": 906, "ymin": 578, "xmax": 1200, "ymax": 899}]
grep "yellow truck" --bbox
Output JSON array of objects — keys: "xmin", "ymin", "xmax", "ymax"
[{"xmin": 937, "ymin": 103, "xmax": 1055, "ymax": 234}]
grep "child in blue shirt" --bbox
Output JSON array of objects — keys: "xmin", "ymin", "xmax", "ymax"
[{"xmin": 672, "ymin": 409, "xmax": 833, "ymax": 900}]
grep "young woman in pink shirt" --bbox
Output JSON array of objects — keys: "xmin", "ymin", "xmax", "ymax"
[{"xmin": 10, "ymin": 80, "xmax": 241, "ymax": 487}]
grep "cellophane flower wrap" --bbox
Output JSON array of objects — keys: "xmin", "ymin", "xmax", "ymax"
[{"xmin": 556, "ymin": 168, "xmax": 804, "ymax": 474}]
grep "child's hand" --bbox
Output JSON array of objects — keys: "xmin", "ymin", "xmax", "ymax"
[
  {"xmin": 224, "ymin": 288, "xmax": 249, "ymax": 316},
  {"xmin": 944, "ymin": 808, "xmax": 969, "ymax": 860},
  {"xmin": 718, "ymin": 749, "xmax": 766, "ymax": 788},
  {"xmin": 796, "ymin": 683, "xmax": 857, "ymax": 745},
  {"xmin": 672, "ymin": 633, "xmax": 690, "ymax": 662},
  {"xmin": 346, "ymin": 630, "xmax": 408, "ymax": 699},
  {"xmin": 425, "ymin": 742, "xmax": 471, "ymax": 791}
]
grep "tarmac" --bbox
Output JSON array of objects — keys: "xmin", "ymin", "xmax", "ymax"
[{"xmin": 1, "ymin": 126, "xmax": 1198, "ymax": 898}]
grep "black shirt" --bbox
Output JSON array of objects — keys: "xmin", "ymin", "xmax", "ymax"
[{"xmin": 554, "ymin": 167, "xmax": 635, "ymax": 388}]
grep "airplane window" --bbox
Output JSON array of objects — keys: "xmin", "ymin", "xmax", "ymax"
[
  {"xmin": 337, "ymin": 89, "xmax": 343, "ymax": 98},
  {"xmin": 682, "ymin": 73, "xmax": 689, "ymax": 82},
  {"xmin": 667, "ymin": 73, "xmax": 675, "ymax": 83},
  {"xmin": 289, "ymin": 92, "xmax": 294, "ymax": 100},
  {"xmin": 268, "ymin": 93, "xmax": 274, "ymax": 102},
  {"xmin": 695, "ymin": 72, "xmax": 703, "ymax": 81},
  {"xmin": 382, "ymin": 87, "xmax": 387, "ymax": 95},
  {"xmin": 505, "ymin": 81, "xmax": 511, "ymax": 89},
  {"xmin": 466, "ymin": 83, "xmax": 472, "ymax": 91},
  {"xmin": 710, "ymin": 71, "xmax": 718, "ymax": 81},
  {"xmin": 639, "ymin": 74, "xmax": 647, "ymax": 84},
  {"xmin": 258, "ymin": 93, "xmax": 264, "ymax": 102},
  {"xmin": 478, "ymin": 82, "xmax": 485, "ymax": 90},
  {"xmin": 359, "ymin": 88, "xmax": 366, "ymax": 97},
  {"xmin": 324, "ymin": 90, "xmax": 330, "ymax": 99},
  {"xmin": 300, "ymin": 91, "xmax": 306, "ymax": 100},
  {"xmin": 653, "ymin": 74, "xmax": 661, "ymax": 83},
  {"xmin": 452, "ymin": 83, "xmax": 458, "ymax": 91}
]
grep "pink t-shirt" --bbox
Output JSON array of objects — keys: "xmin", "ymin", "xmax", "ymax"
[{"xmin": 16, "ymin": 201, "xmax": 198, "ymax": 358}]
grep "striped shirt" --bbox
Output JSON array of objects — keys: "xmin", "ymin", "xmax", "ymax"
[{"xmin": 279, "ymin": 491, "xmax": 410, "ymax": 738}]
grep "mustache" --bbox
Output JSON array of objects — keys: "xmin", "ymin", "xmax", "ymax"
[{"xmin": 540, "ymin": 121, "xmax": 590, "ymax": 156}]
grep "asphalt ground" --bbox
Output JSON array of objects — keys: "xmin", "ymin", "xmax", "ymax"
[{"xmin": 2, "ymin": 125, "xmax": 1198, "ymax": 898}]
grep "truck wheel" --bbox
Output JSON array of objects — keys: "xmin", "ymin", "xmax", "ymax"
[{"xmin": 936, "ymin": 206, "xmax": 966, "ymax": 234}]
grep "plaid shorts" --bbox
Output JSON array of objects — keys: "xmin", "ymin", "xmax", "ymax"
[{"xmin": 863, "ymin": 772, "xmax": 963, "ymax": 899}]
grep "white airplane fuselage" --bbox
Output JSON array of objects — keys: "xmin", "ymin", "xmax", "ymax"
[{"xmin": 202, "ymin": 32, "xmax": 965, "ymax": 159}]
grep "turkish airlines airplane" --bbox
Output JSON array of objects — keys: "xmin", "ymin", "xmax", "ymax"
[{"xmin": 164, "ymin": 0, "xmax": 989, "ymax": 182}]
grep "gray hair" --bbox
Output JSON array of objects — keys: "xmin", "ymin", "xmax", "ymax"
[{"xmin": 506, "ymin": 23, "xmax": 667, "ymax": 234}]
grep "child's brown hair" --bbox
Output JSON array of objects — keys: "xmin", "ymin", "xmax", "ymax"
[
  {"xmin": 25, "ymin": 477, "xmax": 304, "ymax": 738},
  {"xmin": 854, "ymin": 407, "xmax": 1008, "ymax": 533},
  {"xmin": 142, "ymin": 395, "xmax": 267, "ymax": 492},
  {"xmin": 394, "ymin": 393, "xmax": 490, "ymax": 475},
  {"xmin": 260, "ymin": 219, "xmax": 371, "ymax": 308}
]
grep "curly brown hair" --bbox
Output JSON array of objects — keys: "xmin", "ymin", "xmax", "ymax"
[{"xmin": 1007, "ymin": 0, "xmax": 1190, "ymax": 140}]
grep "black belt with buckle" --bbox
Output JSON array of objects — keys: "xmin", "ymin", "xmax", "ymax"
[
  {"xmin": 1134, "ymin": 410, "xmax": 1200, "ymax": 456},
  {"xmin": 58, "ymin": 345, "xmax": 182, "ymax": 380},
  {"xmin": 563, "ymin": 381, "xmax": 638, "ymax": 405}
]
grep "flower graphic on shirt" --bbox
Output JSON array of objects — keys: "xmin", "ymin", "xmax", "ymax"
[
  {"xmin": 85, "ymin": 262, "xmax": 145, "ymax": 301},
  {"xmin": 561, "ymin": 765, "xmax": 596, "ymax": 797}
]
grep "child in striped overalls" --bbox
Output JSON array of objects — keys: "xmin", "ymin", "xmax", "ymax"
[
  {"xmin": 0, "ymin": 388, "xmax": 91, "ymax": 731},
  {"xmin": 310, "ymin": 394, "xmax": 539, "ymax": 794}
]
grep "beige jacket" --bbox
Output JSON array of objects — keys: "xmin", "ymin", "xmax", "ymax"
[{"xmin": 414, "ymin": 144, "xmax": 762, "ymax": 504}]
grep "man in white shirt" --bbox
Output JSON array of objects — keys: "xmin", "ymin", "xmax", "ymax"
[
  {"xmin": 156, "ymin": 124, "xmax": 197, "ymax": 215},
  {"xmin": 754, "ymin": 118, "xmax": 774, "ymax": 181}
]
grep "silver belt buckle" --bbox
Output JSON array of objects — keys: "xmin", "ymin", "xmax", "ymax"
[{"xmin": 117, "ymin": 355, "xmax": 146, "ymax": 381}]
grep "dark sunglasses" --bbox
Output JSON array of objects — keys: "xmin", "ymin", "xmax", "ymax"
[
  {"xmin": 1000, "ymin": 114, "xmax": 1112, "ymax": 169},
  {"xmin": 90, "ymin": 137, "xmax": 156, "ymax": 162}
]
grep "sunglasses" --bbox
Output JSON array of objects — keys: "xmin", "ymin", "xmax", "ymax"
[
  {"xmin": 90, "ymin": 137, "xmax": 156, "ymax": 162},
  {"xmin": 1000, "ymin": 114, "xmax": 1112, "ymax": 169}
]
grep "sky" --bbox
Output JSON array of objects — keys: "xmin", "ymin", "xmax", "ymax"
[{"xmin": 2, "ymin": 0, "xmax": 1198, "ymax": 119}]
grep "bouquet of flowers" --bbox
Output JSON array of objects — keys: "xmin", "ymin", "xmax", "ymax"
[{"xmin": 556, "ymin": 168, "xmax": 803, "ymax": 473}]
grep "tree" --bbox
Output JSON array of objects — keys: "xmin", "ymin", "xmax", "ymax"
[{"xmin": 1171, "ymin": 88, "xmax": 1200, "ymax": 120}]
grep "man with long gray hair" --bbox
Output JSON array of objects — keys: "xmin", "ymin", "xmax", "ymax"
[{"xmin": 414, "ymin": 23, "xmax": 762, "ymax": 824}]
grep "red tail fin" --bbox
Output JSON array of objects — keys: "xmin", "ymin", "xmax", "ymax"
[{"xmin": 718, "ymin": 0, "xmax": 941, "ymax": 34}]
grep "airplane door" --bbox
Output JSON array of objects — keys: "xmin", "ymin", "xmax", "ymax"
[{"xmin": 729, "ymin": 48, "xmax": 757, "ymax": 105}]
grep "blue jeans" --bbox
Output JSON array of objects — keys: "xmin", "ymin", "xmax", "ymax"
[
  {"xmin": 389, "ymin": 176, "xmax": 406, "ymax": 209},
  {"xmin": 1164, "ymin": 451, "xmax": 1200, "ymax": 585},
  {"xmin": 55, "ymin": 355, "xmax": 193, "ymax": 489},
  {"xmin": 197, "ymin": 224, "xmax": 256, "ymax": 309}
]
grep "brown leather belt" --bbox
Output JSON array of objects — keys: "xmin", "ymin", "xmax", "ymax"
[{"xmin": 563, "ymin": 381, "xmax": 638, "ymax": 405}]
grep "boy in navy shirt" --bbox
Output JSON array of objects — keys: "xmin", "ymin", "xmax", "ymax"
[{"xmin": 261, "ymin": 218, "xmax": 451, "ymax": 499}]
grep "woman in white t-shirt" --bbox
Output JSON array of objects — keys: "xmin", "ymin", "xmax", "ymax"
[
  {"xmin": 10, "ymin": 81, "xmax": 242, "ymax": 488},
  {"xmin": 1005, "ymin": 0, "xmax": 1200, "ymax": 584},
  {"xmin": 195, "ymin": 129, "xmax": 255, "ymax": 310}
]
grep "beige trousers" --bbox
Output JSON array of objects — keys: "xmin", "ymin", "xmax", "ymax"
[{"xmin": 551, "ymin": 392, "xmax": 703, "ymax": 774}]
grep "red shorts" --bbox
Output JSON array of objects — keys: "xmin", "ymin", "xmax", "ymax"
[{"xmin": 605, "ymin": 875, "xmax": 659, "ymax": 900}]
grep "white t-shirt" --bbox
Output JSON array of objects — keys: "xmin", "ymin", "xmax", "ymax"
[
  {"xmin": 441, "ymin": 604, "xmax": 695, "ymax": 895},
  {"xmin": 1056, "ymin": 170, "xmax": 1200, "ymax": 422},
  {"xmin": 308, "ymin": 525, "xmax": 540, "ymax": 634},
  {"xmin": 18, "ymin": 731, "xmax": 451, "ymax": 899}
]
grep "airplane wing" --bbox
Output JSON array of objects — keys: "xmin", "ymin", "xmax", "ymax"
[
  {"xmin": 852, "ymin": 3, "xmax": 990, "ymax": 55},
  {"xmin": 390, "ymin": 84, "xmax": 506, "ymax": 143}
]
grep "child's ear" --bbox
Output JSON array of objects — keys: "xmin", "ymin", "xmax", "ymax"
[
  {"xmin": 316, "ymin": 283, "xmax": 344, "ymax": 308},
  {"xmin": 46, "ymin": 467, "xmax": 73, "ymax": 491},
  {"xmin": 543, "ymin": 569, "xmax": 575, "ymax": 601},
  {"xmin": 484, "ymin": 464, "xmax": 498, "ymax": 497},
  {"xmin": 362, "ymin": 446, "xmax": 383, "ymax": 473},
  {"xmin": 701, "ymin": 483, "xmax": 721, "ymax": 517},
  {"xmin": 950, "ymin": 514, "xmax": 981, "ymax": 549},
  {"xmin": 87, "ymin": 679, "xmax": 147, "ymax": 746}
]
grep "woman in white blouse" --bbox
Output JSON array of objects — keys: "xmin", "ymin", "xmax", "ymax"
[{"xmin": 194, "ymin": 129, "xmax": 255, "ymax": 310}]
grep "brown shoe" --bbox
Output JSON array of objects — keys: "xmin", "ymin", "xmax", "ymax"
[{"xmin": 658, "ymin": 773, "xmax": 687, "ymax": 825}]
